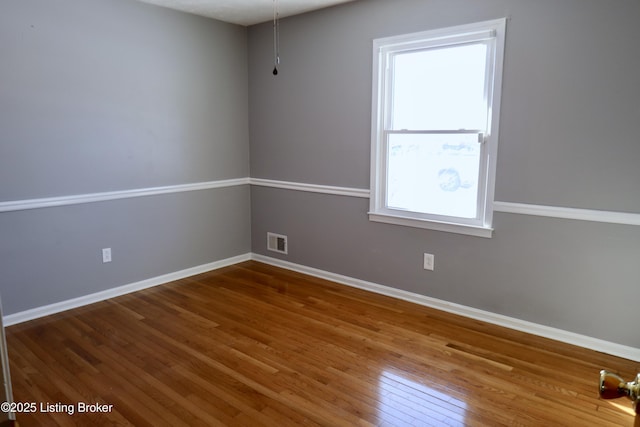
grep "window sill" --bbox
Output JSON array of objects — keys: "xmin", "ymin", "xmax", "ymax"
[{"xmin": 368, "ymin": 212, "xmax": 493, "ymax": 238}]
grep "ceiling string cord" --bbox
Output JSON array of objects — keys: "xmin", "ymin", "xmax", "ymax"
[{"xmin": 272, "ymin": 0, "xmax": 280, "ymax": 75}]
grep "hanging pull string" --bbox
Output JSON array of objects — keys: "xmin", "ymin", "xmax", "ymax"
[{"xmin": 272, "ymin": 0, "xmax": 280, "ymax": 75}]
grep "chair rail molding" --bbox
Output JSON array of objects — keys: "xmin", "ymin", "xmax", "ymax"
[
  {"xmin": 0, "ymin": 178, "xmax": 250, "ymax": 213},
  {"xmin": 2, "ymin": 177, "xmax": 638, "ymax": 227}
]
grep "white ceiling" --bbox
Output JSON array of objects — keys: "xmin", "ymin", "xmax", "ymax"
[{"xmin": 135, "ymin": 0, "xmax": 355, "ymax": 26}]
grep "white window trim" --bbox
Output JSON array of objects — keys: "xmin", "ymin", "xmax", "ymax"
[{"xmin": 369, "ymin": 18, "xmax": 506, "ymax": 238}]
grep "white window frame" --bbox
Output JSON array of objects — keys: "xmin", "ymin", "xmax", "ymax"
[{"xmin": 369, "ymin": 19, "xmax": 506, "ymax": 238}]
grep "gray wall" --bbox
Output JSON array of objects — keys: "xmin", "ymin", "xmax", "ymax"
[
  {"xmin": 1, "ymin": 0, "xmax": 638, "ymax": 350},
  {"xmin": 249, "ymin": 0, "xmax": 640, "ymax": 347},
  {"xmin": 0, "ymin": 0, "xmax": 250, "ymax": 314}
]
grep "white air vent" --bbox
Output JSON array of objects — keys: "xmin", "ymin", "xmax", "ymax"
[{"xmin": 267, "ymin": 232, "xmax": 288, "ymax": 254}]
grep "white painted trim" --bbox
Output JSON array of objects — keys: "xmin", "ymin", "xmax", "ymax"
[
  {"xmin": 249, "ymin": 178, "xmax": 370, "ymax": 198},
  {"xmin": 4, "ymin": 251, "xmax": 638, "ymax": 361},
  {"xmin": 369, "ymin": 212, "xmax": 493, "ymax": 238},
  {"xmin": 3, "ymin": 253, "xmax": 251, "ymax": 326},
  {"xmin": 2, "ymin": 177, "xmax": 639, "ymax": 228},
  {"xmin": 493, "ymin": 201, "xmax": 640, "ymax": 227},
  {"xmin": 0, "ymin": 178, "xmax": 250, "ymax": 213},
  {"xmin": 368, "ymin": 212, "xmax": 493, "ymax": 238},
  {"xmin": 251, "ymin": 253, "xmax": 640, "ymax": 362},
  {"xmin": 369, "ymin": 19, "xmax": 506, "ymax": 237},
  {"xmin": 249, "ymin": 179, "xmax": 640, "ymax": 227}
]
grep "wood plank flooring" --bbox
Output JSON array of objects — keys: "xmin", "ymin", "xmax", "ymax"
[{"xmin": 5, "ymin": 261, "xmax": 640, "ymax": 426}]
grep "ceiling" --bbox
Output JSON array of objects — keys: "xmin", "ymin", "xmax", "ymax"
[{"xmin": 135, "ymin": 0, "xmax": 355, "ymax": 26}]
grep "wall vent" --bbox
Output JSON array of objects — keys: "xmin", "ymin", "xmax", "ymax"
[{"xmin": 267, "ymin": 232, "xmax": 288, "ymax": 255}]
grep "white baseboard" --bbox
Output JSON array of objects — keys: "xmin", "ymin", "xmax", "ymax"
[
  {"xmin": 5, "ymin": 251, "xmax": 638, "ymax": 362},
  {"xmin": 3, "ymin": 253, "xmax": 251, "ymax": 327},
  {"xmin": 251, "ymin": 253, "xmax": 640, "ymax": 362}
]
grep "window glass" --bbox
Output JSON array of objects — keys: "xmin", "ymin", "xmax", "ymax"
[
  {"xmin": 391, "ymin": 43, "xmax": 488, "ymax": 131},
  {"xmin": 387, "ymin": 133, "xmax": 480, "ymax": 218}
]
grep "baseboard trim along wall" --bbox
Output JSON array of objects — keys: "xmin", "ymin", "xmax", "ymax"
[
  {"xmin": 253, "ymin": 254, "xmax": 640, "ymax": 362},
  {"xmin": 2, "ymin": 177, "xmax": 639, "ymax": 226},
  {"xmin": 2, "ymin": 253, "xmax": 251, "ymax": 327},
  {"xmin": 4, "ymin": 252, "xmax": 638, "ymax": 361}
]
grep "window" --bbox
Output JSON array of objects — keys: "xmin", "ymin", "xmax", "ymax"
[{"xmin": 369, "ymin": 19, "xmax": 506, "ymax": 237}]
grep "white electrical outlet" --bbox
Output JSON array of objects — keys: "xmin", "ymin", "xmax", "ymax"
[
  {"xmin": 102, "ymin": 248, "xmax": 112, "ymax": 263},
  {"xmin": 423, "ymin": 253, "xmax": 434, "ymax": 271}
]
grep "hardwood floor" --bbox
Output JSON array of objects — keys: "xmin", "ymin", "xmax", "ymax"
[{"xmin": 5, "ymin": 261, "xmax": 639, "ymax": 426}]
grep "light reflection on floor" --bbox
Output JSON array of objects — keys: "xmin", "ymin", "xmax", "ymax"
[
  {"xmin": 377, "ymin": 370, "xmax": 468, "ymax": 426},
  {"xmin": 605, "ymin": 400, "xmax": 637, "ymax": 417}
]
